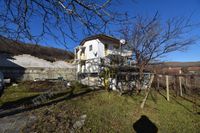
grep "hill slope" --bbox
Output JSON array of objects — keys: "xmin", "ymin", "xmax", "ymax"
[
  {"xmin": 162, "ymin": 62, "xmax": 200, "ymax": 67},
  {"xmin": 0, "ymin": 36, "xmax": 74, "ymax": 62}
]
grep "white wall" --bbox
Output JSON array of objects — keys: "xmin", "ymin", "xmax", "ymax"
[
  {"xmin": 83, "ymin": 39, "xmax": 105, "ymax": 60},
  {"xmin": 84, "ymin": 39, "xmax": 105, "ymax": 73},
  {"xmin": 76, "ymin": 39, "xmax": 105, "ymax": 73}
]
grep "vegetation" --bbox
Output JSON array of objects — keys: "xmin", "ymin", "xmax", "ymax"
[
  {"xmin": 120, "ymin": 13, "xmax": 196, "ymax": 92},
  {"xmin": 0, "ymin": 83, "xmax": 40, "ymax": 106},
  {"xmin": 0, "ymin": 36, "xmax": 74, "ymax": 62},
  {"xmin": 0, "ymin": 82, "xmax": 199, "ymax": 132},
  {"xmin": 23, "ymin": 89, "xmax": 200, "ymax": 132},
  {"xmin": 0, "ymin": 0, "xmax": 115, "ymax": 45}
]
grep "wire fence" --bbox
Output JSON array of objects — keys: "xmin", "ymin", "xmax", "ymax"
[
  {"xmin": 153, "ymin": 74, "xmax": 200, "ymax": 96},
  {"xmin": 152, "ymin": 73, "xmax": 200, "ymax": 113}
]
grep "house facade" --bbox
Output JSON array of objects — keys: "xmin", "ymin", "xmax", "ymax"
[{"xmin": 74, "ymin": 34, "xmax": 132, "ymax": 74}]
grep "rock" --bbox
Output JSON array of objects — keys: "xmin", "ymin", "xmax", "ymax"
[
  {"xmin": 72, "ymin": 114, "xmax": 87, "ymax": 130},
  {"xmin": 80, "ymin": 114, "xmax": 87, "ymax": 120},
  {"xmin": 12, "ymin": 83, "xmax": 18, "ymax": 87},
  {"xmin": 73, "ymin": 120, "xmax": 85, "ymax": 129},
  {"xmin": 67, "ymin": 82, "xmax": 71, "ymax": 87}
]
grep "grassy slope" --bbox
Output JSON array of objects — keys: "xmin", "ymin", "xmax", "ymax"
[
  {"xmin": 29, "ymin": 90, "xmax": 200, "ymax": 132},
  {"xmin": 66, "ymin": 92, "xmax": 199, "ymax": 133},
  {"xmin": 0, "ymin": 83, "xmax": 199, "ymax": 133}
]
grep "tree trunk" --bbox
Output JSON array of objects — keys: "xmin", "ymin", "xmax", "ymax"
[{"xmin": 136, "ymin": 66, "xmax": 145, "ymax": 94}]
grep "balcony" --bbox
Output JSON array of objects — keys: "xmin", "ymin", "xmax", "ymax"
[
  {"xmin": 105, "ymin": 49, "xmax": 132, "ymax": 57},
  {"xmin": 80, "ymin": 54, "xmax": 86, "ymax": 60}
]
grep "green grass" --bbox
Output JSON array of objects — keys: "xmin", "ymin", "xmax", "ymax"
[
  {"xmin": 0, "ymin": 81, "xmax": 84, "ymax": 106},
  {"xmin": 27, "ymin": 89, "xmax": 200, "ymax": 133},
  {"xmin": 1, "ymin": 82, "xmax": 200, "ymax": 133},
  {"xmin": 74, "ymin": 92, "xmax": 199, "ymax": 133},
  {"xmin": 0, "ymin": 83, "xmax": 40, "ymax": 106}
]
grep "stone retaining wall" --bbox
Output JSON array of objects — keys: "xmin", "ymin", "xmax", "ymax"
[{"xmin": 0, "ymin": 67, "xmax": 76, "ymax": 81}]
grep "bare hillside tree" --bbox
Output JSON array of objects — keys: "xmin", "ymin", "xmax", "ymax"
[
  {"xmin": 120, "ymin": 13, "xmax": 197, "ymax": 92},
  {"xmin": 0, "ymin": 0, "xmax": 116, "ymax": 46}
]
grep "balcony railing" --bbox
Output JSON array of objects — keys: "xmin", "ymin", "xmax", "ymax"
[
  {"xmin": 106, "ymin": 49, "xmax": 132, "ymax": 57},
  {"xmin": 80, "ymin": 54, "xmax": 86, "ymax": 60}
]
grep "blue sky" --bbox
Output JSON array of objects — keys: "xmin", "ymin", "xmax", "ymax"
[
  {"xmin": 39, "ymin": 0, "xmax": 200, "ymax": 62},
  {"xmin": 117, "ymin": 0, "xmax": 200, "ymax": 62}
]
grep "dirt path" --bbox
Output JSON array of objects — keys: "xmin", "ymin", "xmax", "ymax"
[{"xmin": 0, "ymin": 112, "xmax": 36, "ymax": 133}]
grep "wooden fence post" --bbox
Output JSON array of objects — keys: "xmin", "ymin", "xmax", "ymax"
[
  {"xmin": 88, "ymin": 73, "xmax": 90, "ymax": 86},
  {"xmin": 174, "ymin": 76, "xmax": 177, "ymax": 97},
  {"xmin": 157, "ymin": 75, "xmax": 160, "ymax": 91},
  {"xmin": 179, "ymin": 76, "xmax": 183, "ymax": 97},
  {"xmin": 179, "ymin": 70, "xmax": 183, "ymax": 97},
  {"xmin": 185, "ymin": 75, "xmax": 188, "ymax": 88},
  {"xmin": 166, "ymin": 75, "xmax": 170, "ymax": 101}
]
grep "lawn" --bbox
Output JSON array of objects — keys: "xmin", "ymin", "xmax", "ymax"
[
  {"xmin": 0, "ymin": 81, "xmax": 199, "ymax": 133},
  {"xmin": 0, "ymin": 83, "xmax": 40, "ymax": 106}
]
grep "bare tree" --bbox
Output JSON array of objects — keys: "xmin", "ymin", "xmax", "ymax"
[
  {"xmin": 0, "ymin": 0, "xmax": 117, "ymax": 46},
  {"xmin": 120, "ymin": 13, "xmax": 197, "ymax": 93}
]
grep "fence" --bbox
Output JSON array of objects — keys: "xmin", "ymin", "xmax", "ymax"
[{"xmin": 154, "ymin": 74, "xmax": 200, "ymax": 101}]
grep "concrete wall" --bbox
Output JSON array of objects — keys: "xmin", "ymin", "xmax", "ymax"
[
  {"xmin": 0, "ymin": 54, "xmax": 76, "ymax": 82},
  {"xmin": 1, "ymin": 67, "xmax": 76, "ymax": 81}
]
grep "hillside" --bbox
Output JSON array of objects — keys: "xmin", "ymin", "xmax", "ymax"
[
  {"xmin": 161, "ymin": 62, "xmax": 200, "ymax": 67},
  {"xmin": 149, "ymin": 61, "xmax": 200, "ymax": 69},
  {"xmin": 0, "ymin": 36, "xmax": 74, "ymax": 62},
  {"xmin": 148, "ymin": 61, "xmax": 200, "ymax": 74},
  {"xmin": 0, "ymin": 54, "xmax": 75, "ymax": 68}
]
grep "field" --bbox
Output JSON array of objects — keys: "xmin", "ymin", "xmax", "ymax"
[{"xmin": 0, "ymin": 81, "xmax": 199, "ymax": 133}]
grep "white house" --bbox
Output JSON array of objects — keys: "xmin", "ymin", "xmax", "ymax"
[{"xmin": 74, "ymin": 34, "xmax": 132, "ymax": 74}]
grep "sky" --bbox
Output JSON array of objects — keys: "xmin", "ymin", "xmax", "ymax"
[
  {"xmin": 115, "ymin": 0, "xmax": 200, "ymax": 62},
  {"xmin": 49, "ymin": 0, "xmax": 200, "ymax": 62},
  {"xmin": 10, "ymin": 0, "xmax": 200, "ymax": 62}
]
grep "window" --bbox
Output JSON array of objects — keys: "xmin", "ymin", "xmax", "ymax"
[
  {"xmin": 105, "ymin": 43, "xmax": 109, "ymax": 50},
  {"xmin": 114, "ymin": 45, "xmax": 119, "ymax": 49},
  {"xmin": 89, "ymin": 45, "xmax": 92, "ymax": 51}
]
